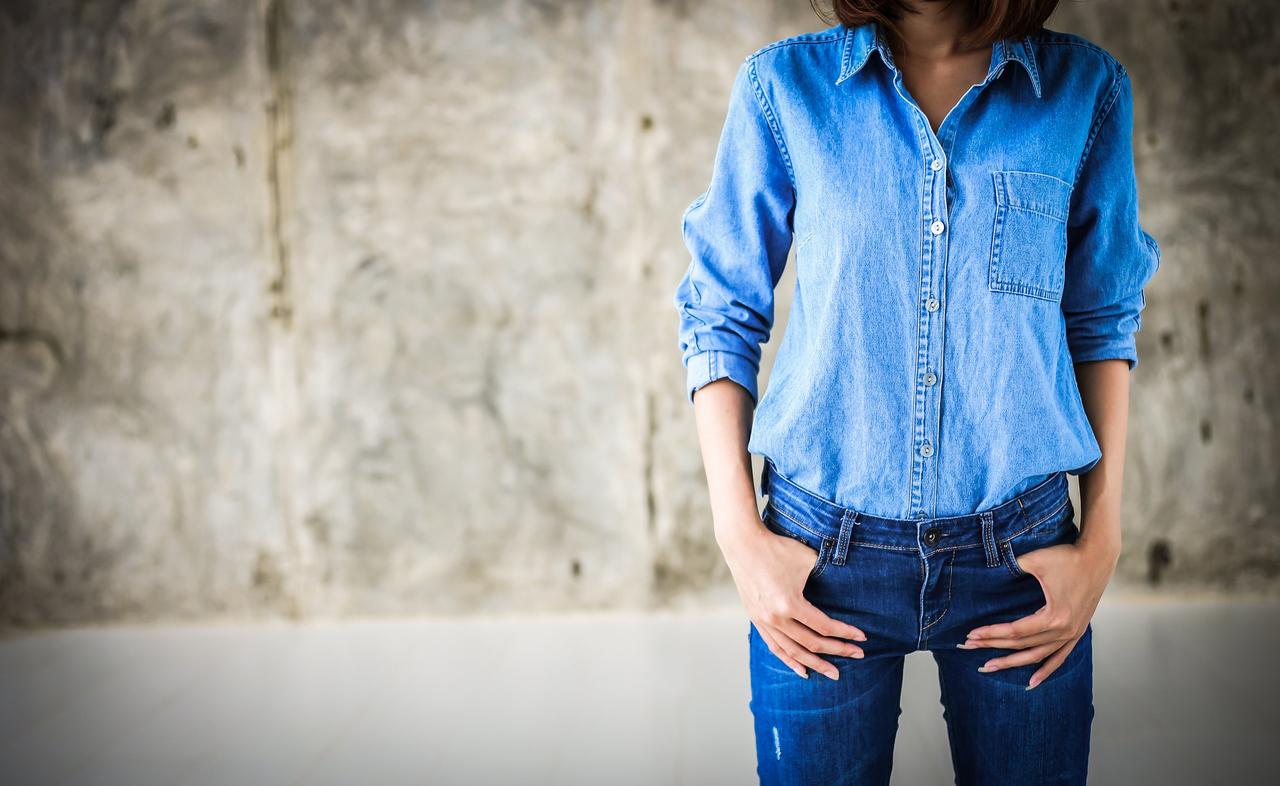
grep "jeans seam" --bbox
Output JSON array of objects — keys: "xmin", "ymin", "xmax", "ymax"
[
  {"xmin": 771, "ymin": 493, "xmax": 1070, "ymax": 557},
  {"xmin": 810, "ymin": 537, "xmax": 834, "ymax": 579},
  {"xmin": 1030, "ymin": 495, "xmax": 1072, "ymax": 528},
  {"xmin": 1000, "ymin": 496, "xmax": 1072, "ymax": 578},
  {"xmin": 921, "ymin": 550, "xmax": 955, "ymax": 633},
  {"xmin": 766, "ymin": 508, "xmax": 830, "ymax": 579},
  {"xmin": 1000, "ymin": 495, "xmax": 1072, "ymax": 545},
  {"xmin": 934, "ymin": 542, "xmax": 983, "ymax": 553},
  {"xmin": 768, "ymin": 503, "xmax": 829, "ymax": 544},
  {"xmin": 851, "ymin": 540, "xmax": 919, "ymax": 553},
  {"xmin": 1001, "ymin": 541, "xmax": 1026, "ymax": 578}
]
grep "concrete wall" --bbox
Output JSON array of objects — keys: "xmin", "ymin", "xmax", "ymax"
[{"xmin": 0, "ymin": 0, "xmax": 1275, "ymax": 627}]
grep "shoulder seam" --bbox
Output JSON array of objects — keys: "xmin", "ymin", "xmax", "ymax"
[
  {"xmin": 1071, "ymin": 67, "xmax": 1128, "ymax": 190},
  {"xmin": 747, "ymin": 29, "xmax": 843, "ymax": 59},
  {"xmin": 1032, "ymin": 30, "xmax": 1124, "ymax": 71},
  {"xmin": 745, "ymin": 57, "xmax": 797, "ymax": 188}
]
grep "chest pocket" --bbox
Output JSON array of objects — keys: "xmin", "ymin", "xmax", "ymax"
[{"xmin": 988, "ymin": 170, "xmax": 1073, "ymax": 302}]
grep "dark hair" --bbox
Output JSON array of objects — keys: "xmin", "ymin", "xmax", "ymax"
[{"xmin": 810, "ymin": 0, "xmax": 1060, "ymax": 50}]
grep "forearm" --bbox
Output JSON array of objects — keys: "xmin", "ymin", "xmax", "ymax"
[
  {"xmin": 692, "ymin": 379, "xmax": 767, "ymax": 553},
  {"xmin": 1073, "ymin": 359, "xmax": 1130, "ymax": 567}
]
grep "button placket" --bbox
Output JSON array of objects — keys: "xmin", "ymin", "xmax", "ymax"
[
  {"xmin": 894, "ymin": 69, "xmax": 974, "ymax": 521},
  {"xmin": 913, "ymin": 137, "xmax": 950, "ymax": 517}
]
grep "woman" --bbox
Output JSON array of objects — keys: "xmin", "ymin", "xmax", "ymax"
[{"xmin": 672, "ymin": 0, "xmax": 1160, "ymax": 783}]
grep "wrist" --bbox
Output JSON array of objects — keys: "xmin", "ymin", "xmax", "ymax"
[
  {"xmin": 714, "ymin": 513, "xmax": 769, "ymax": 559},
  {"xmin": 1076, "ymin": 531, "xmax": 1121, "ymax": 571}
]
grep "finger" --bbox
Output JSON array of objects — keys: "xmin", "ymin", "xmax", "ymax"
[
  {"xmin": 976, "ymin": 642, "xmax": 1060, "ymax": 672},
  {"xmin": 792, "ymin": 601, "xmax": 868, "ymax": 643},
  {"xmin": 788, "ymin": 604, "xmax": 867, "ymax": 654},
  {"xmin": 1013, "ymin": 548, "xmax": 1039, "ymax": 575},
  {"xmin": 1028, "ymin": 633, "xmax": 1082, "ymax": 690},
  {"xmin": 758, "ymin": 625, "xmax": 808, "ymax": 679},
  {"xmin": 773, "ymin": 627, "xmax": 841, "ymax": 680},
  {"xmin": 957, "ymin": 629, "xmax": 1063, "ymax": 651},
  {"xmin": 780, "ymin": 616, "xmax": 864, "ymax": 660},
  {"xmin": 965, "ymin": 606, "xmax": 1052, "ymax": 641}
]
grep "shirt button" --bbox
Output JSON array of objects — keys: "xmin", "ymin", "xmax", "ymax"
[
  {"xmin": 930, "ymin": 158, "xmax": 943, "ymax": 172},
  {"xmin": 920, "ymin": 441, "xmax": 934, "ymax": 458},
  {"xmin": 924, "ymin": 371, "xmax": 938, "ymax": 386},
  {"xmin": 930, "ymin": 220, "xmax": 945, "ymax": 235},
  {"xmin": 924, "ymin": 526, "xmax": 940, "ymax": 545},
  {"xmin": 925, "ymin": 297, "xmax": 940, "ymax": 312}
]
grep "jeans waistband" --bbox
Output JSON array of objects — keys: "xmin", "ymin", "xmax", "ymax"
[{"xmin": 759, "ymin": 458, "xmax": 1071, "ymax": 555}]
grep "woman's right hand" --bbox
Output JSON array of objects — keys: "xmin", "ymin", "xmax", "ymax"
[
  {"xmin": 689, "ymin": 380, "xmax": 865, "ymax": 680},
  {"xmin": 721, "ymin": 520, "xmax": 867, "ymax": 680}
]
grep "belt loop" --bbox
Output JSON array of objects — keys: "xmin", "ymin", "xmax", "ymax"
[
  {"xmin": 834, "ymin": 509, "xmax": 856, "ymax": 566},
  {"xmin": 980, "ymin": 510, "xmax": 999, "ymax": 568}
]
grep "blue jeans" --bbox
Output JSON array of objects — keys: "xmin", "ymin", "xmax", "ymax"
[{"xmin": 748, "ymin": 459, "xmax": 1094, "ymax": 785}]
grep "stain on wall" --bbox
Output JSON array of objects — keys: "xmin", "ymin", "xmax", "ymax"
[
  {"xmin": 0, "ymin": 0, "xmax": 1275, "ymax": 627},
  {"xmin": 1055, "ymin": 0, "xmax": 1280, "ymax": 592}
]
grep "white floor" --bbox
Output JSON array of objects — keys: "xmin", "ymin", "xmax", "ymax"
[{"xmin": 1, "ymin": 597, "xmax": 1277, "ymax": 786}]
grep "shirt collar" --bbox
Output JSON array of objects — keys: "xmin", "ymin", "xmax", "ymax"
[{"xmin": 835, "ymin": 21, "xmax": 1042, "ymax": 99}]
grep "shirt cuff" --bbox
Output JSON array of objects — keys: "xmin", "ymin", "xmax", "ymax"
[
  {"xmin": 1068, "ymin": 336, "xmax": 1139, "ymax": 370},
  {"xmin": 685, "ymin": 349, "xmax": 759, "ymax": 405}
]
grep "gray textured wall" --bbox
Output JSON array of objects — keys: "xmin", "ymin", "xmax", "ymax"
[{"xmin": 0, "ymin": 0, "xmax": 1276, "ymax": 627}]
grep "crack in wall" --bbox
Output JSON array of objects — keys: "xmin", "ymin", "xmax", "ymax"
[
  {"xmin": 258, "ymin": 0, "xmax": 305, "ymax": 618},
  {"xmin": 644, "ymin": 390, "xmax": 656, "ymax": 536},
  {"xmin": 264, "ymin": 0, "xmax": 293, "ymax": 327}
]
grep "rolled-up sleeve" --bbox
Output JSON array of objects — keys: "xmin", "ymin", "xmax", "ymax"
[
  {"xmin": 673, "ymin": 56, "xmax": 796, "ymax": 404},
  {"xmin": 1062, "ymin": 68, "xmax": 1162, "ymax": 369}
]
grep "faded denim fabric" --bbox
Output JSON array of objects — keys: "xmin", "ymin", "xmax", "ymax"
[
  {"xmin": 673, "ymin": 22, "xmax": 1161, "ymax": 519},
  {"xmin": 749, "ymin": 458, "xmax": 1093, "ymax": 785}
]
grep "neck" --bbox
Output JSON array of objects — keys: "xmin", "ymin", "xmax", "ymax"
[{"xmin": 889, "ymin": 1, "xmax": 979, "ymax": 61}]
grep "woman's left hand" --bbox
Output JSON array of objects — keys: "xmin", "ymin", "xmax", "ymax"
[{"xmin": 959, "ymin": 532, "xmax": 1121, "ymax": 690}]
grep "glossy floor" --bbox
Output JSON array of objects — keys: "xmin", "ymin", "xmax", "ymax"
[{"xmin": 1, "ymin": 597, "xmax": 1276, "ymax": 785}]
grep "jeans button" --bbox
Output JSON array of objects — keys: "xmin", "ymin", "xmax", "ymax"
[{"xmin": 924, "ymin": 527, "xmax": 940, "ymax": 545}]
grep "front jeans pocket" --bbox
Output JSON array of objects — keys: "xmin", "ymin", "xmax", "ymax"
[
  {"xmin": 988, "ymin": 170, "xmax": 1072, "ymax": 303},
  {"xmin": 763, "ymin": 503, "xmax": 834, "ymax": 580},
  {"xmin": 1000, "ymin": 497, "xmax": 1078, "ymax": 578}
]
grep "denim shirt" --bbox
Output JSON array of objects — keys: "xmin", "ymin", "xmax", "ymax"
[{"xmin": 673, "ymin": 21, "xmax": 1161, "ymax": 519}]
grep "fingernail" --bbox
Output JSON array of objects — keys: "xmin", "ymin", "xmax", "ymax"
[
  {"xmin": 850, "ymin": 650, "xmax": 865, "ymax": 659},
  {"xmin": 855, "ymin": 634, "xmax": 868, "ymax": 642},
  {"xmin": 1026, "ymin": 677, "xmax": 1041, "ymax": 690},
  {"xmin": 827, "ymin": 670, "xmax": 840, "ymax": 681},
  {"xmin": 956, "ymin": 642, "xmax": 976, "ymax": 649},
  {"xmin": 797, "ymin": 669, "xmax": 809, "ymax": 679},
  {"xmin": 977, "ymin": 664, "xmax": 998, "ymax": 673}
]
